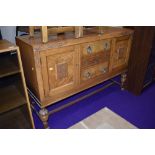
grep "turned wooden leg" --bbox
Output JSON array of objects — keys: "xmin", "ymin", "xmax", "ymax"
[
  {"xmin": 39, "ymin": 108, "xmax": 49, "ymax": 129},
  {"xmin": 121, "ymin": 72, "xmax": 127, "ymax": 90}
]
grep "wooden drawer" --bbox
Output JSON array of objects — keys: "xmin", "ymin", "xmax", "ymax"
[
  {"xmin": 81, "ymin": 62, "xmax": 109, "ymax": 82},
  {"xmin": 81, "ymin": 51, "xmax": 110, "ymax": 68},
  {"xmin": 81, "ymin": 40, "xmax": 111, "ymax": 68},
  {"xmin": 81, "ymin": 40, "xmax": 111, "ymax": 56}
]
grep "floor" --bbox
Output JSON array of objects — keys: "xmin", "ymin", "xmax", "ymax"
[
  {"xmin": 32, "ymin": 77, "xmax": 155, "ymax": 129},
  {"xmin": 70, "ymin": 107, "xmax": 137, "ymax": 129},
  {"xmin": 0, "ymin": 105, "xmax": 31, "ymax": 129},
  {"xmin": 1, "ymin": 77, "xmax": 155, "ymax": 129}
]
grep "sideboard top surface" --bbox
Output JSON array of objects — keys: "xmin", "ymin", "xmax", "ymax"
[{"xmin": 16, "ymin": 27, "xmax": 133, "ymax": 52}]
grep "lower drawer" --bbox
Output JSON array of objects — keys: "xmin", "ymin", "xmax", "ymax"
[{"xmin": 81, "ymin": 62, "xmax": 109, "ymax": 82}]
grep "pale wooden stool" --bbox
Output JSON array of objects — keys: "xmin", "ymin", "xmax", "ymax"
[{"xmin": 29, "ymin": 26, "xmax": 84, "ymax": 43}]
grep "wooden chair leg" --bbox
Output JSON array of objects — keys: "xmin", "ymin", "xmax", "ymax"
[
  {"xmin": 41, "ymin": 26, "xmax": 48, "ymax": 43},
  {"xmin": 75, "ymin": 26, "xmax": 83, "ymax": 38},
  {"xmin": 98, "ymin": 26, "xmax": 104, "ymax": 34}
]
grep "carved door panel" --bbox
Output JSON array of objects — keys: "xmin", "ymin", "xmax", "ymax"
[
  {"xmin": 41, "ymin": 46, "xmax": 78, "ymax": 97},
  {"xmin": 111, "ymin": 36, "xmax": 132, "ymax": 69}
]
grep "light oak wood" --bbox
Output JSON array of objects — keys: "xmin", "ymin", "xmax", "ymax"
[
  {"xmin": 16, "ymin": 27, "xmax": 133, "ymax": 108},
  {"xmin": 29, "ymin": 26, "xmax": 84, "ymax": 43},
  {"xmin": 75, "ymin": 26, "xmax": 83, "ymax": 38},
  {"xmin": 48, "ymin": 26, "xmax": 75, "ymax": 34},
  {"xmin": 15, "ymin": 39, "xmax": 44, "ymax": 101},
  {"xmin": 111, "ymin": 35, "xmax": 132, "ymax": 70},
  {"xmin": 29, "ymin": 26, "xmax": 35, "ymax": 37},
  {"xmin": 16, "ymin": 47, "xmax": 35, "ymax": 128},
  {"xmin": 41, "ymin": 26, "xmax": 48, "ymax": 43},
  {"xmin": 41, "ymin": 46, "xmax": 78, "ymax": 97}
]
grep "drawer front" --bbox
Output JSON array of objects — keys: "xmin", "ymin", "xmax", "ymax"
[
  {"xmin": 81, "ymin": 40, "xmax": 111, "ymax": 56},
  {"xmin": 81, "ymin": 40, "xmax": 111, "ymax": 68},
  {"xmin": 81, "ymin": 62, "xmax": 109, "ymax": 82},
  {"xmin": 112, "ymin": 36, "xmax": 131, "ymax": 69},
  {"xmin": 81, "ymin": 52, "xmax": 110, "ymax": 68}
]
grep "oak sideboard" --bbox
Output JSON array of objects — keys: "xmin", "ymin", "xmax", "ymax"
[{"xmin": 16, "ymin": 27, "xmax": 133, "ymax": 128}]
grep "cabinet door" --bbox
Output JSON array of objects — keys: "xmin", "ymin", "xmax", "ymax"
[
  {"xmin": 41, "ymin": 46, "xmax": 78, "ymax": 97},
  {"xmin": 111, "ymin": 36, "xmax": 132, "ymax": 69}
]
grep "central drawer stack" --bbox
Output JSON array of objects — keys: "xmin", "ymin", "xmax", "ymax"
[{"xmin": 81, "ymin": 39, "xmax": 111, "ymax": 82}]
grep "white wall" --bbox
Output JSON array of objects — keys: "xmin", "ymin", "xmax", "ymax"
[{"xmin": 0, "ymin": 26, "xmax": 16, "ymax": 43}]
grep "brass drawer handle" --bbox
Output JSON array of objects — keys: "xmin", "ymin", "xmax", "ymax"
[
  {"xmin": 84, "ymin": 71, "xmax": 92, "ymax": 79},
  {"xmin": 100, "ymin": 67, "xmax": 108, "ymax": 74},
  {"xmin": 87, "ymin": 46, "xmax": 93, "ymax": 54},
  {"xmin": 103, "ymin": 41, "xmax": 110, "ymax": 50}
]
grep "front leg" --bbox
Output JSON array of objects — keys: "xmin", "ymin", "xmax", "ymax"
[
  {"xmin": 121, "ymin": 72, "xmax": 127, "ymax": 90},
  {"xmin": 39, "ymin": 108, "xmax": 49, "ymax": 129}
]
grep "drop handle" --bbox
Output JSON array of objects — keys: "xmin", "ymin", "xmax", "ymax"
[
  {"xmin": 100, "ymin": 68, "xmax": 107, "ymax": 74},
  {"xmin": 103, "ymin": 41, "xmax": 110, "ymax": 50},
  {"xmin": 103, "ymin": 43, "xmax": 108, "ymax": 50},
  {"xmin": 87, "ymin": 46, "xmax": 93, "ymax": 54},
  {"xmin": 84, "ymin": 72, "xmax": 92, "ymax": 79}
]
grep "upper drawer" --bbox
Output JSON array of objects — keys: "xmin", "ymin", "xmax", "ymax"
[
  {"xmin": 81, "ymin": 39, "xmax": 111, "ymax": 56},
  {"xmin": 81, "ymin": 52, "xmax": 110, "ymax": 68}
]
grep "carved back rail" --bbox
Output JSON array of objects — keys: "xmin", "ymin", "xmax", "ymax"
[
  {"xmin": 29, "ymin": 26, "xmax": 109, "ymax": 43},
  {"xmin": 29, "ymin": 26, "xmax": 84, "ymax": 43}
]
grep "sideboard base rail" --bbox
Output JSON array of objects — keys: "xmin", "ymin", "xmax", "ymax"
[{"xmin": 29, "ymin": 81, "xmax": 115, "ymax": 129}]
